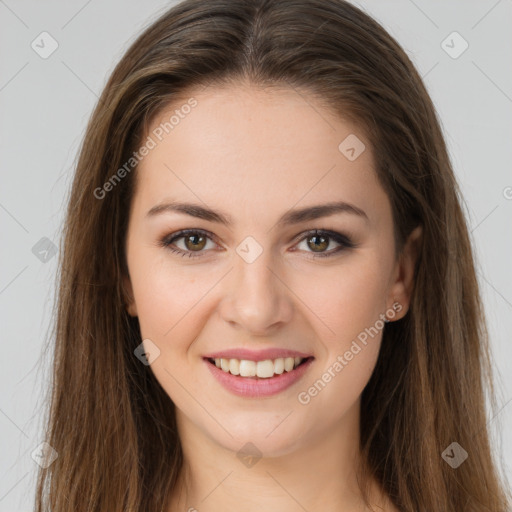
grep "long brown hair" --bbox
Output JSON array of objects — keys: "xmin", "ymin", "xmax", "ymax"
[{"xmin": 34, "ymin": 1, "xmax": 511, "ymax": 510}]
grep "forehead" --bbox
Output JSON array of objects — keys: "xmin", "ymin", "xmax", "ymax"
[{"xmin": 133, "ymin": 83, "xmax": 388, "ymax": 228}]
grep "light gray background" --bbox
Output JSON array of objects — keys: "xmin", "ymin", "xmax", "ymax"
[{"xmin": 1, "ymin": 1, "xmax": 511, "ymax": 510}]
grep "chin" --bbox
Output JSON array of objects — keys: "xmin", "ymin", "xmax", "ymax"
[{"xmin": 180, "ymin": 408, "xmax": 304, "ymax": 459}]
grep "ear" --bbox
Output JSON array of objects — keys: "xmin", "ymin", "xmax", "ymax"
[
  {"xmin": 386, "ymin": 225, "xmax": 422, "ymax": 321},
  {"xmin": 122, "ymin": 274, "xmax": 138, "ymax": 317}
]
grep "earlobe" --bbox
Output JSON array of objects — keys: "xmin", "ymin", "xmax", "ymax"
[
  {"xmin": 122, "ymin": 275, "xmax": 138, "ymax": 317},
  {"xmin": 387, "ymin": 225, "xmax": 422, "ymax": 321}
]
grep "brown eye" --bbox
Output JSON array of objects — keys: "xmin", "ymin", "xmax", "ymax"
[
  {"xmin": 306, "ymin": 233, "xmax": 329, "ymax": 252},
  {"xmin": 184, "ymin": 232, "xmax": 207, "ymax": 251},
  {"xmin": 161, "ymin": 229, "xmax": 216, "ymax": 258},
  {"xmin": 295, "ymin": 229, "xmax": 355, "ymax": 258}
]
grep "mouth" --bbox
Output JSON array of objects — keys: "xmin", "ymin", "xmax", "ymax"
[
  {"xmin": 204, "ymin": 356, "xmax": 314, "ymax": 379},
  {"xmin": 203, "ymin": 355, "xmax": 315, "ymax": 398}
]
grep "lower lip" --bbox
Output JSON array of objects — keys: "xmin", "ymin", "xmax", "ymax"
[{"xmin": 204, "ymin": 357, "xmax": 314, "ymax": 398}]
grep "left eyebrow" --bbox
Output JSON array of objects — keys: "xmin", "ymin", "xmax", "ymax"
[{"xmin": 146, "ymin": 200, "xmax": 369, "ymax": 226}]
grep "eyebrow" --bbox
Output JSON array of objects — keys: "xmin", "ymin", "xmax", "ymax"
[{"xmin": 146, "ymin": 200, "xmax": 368, "ymax": 226}]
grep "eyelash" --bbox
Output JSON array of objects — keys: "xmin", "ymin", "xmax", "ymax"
[{"xmin": 159, "ymin": 228, "xmax": 355, "ymax": 259}]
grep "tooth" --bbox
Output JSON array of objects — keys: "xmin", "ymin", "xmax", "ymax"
[
  {"xmin": 274, "ymin": 358, "xmax": 285, "ymax": 374},
  {"xmin": 284, "ymin": 357, "xmax": 295, "ymax": 372},
  {"xmin": 213, "ymin": 356, "xmax": 308, "ymax": 377},
  {"xmin": 256, "ymin": 359, "xmax": 275, "ymax": 378},
  {"xmin": 239, "ymin": 360, "xmax": 256, "ymax": 377},
  {"xmin": 229, "ymin": 358, "xmax": 240, "ymax": 375},
  {"xmin": 220, "ymin": 358, "xmax": 230, "ymax": 372}
]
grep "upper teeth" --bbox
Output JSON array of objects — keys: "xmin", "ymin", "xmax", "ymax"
[{"xmin": 214, "ymin": 357, "xmax": 304, "ymax": 378}]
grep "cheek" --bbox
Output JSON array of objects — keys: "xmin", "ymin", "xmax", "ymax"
[
  {"xmin": 128, "ymin": 251, "xmax": 217, "ymax": 346},
  {"xmin": 302, "ymin": 255, "xmax": 391, "ymax": 347},
  {"xmin": 299, "ymin": 336, "xmax": 381, "ymax": 438},
  {"xmin": 296, "ymin": 263, "xmax": 387, "ymax": 425}
]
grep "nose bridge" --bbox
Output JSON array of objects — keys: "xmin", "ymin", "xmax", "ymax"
[{"xmin": 223, "ymin": 237, "xmax": 293, "ymax": 333}]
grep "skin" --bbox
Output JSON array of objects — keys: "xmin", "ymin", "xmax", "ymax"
[{"xmin": 124, "ymin": 82, "xmax": 421, "ymax": 512}]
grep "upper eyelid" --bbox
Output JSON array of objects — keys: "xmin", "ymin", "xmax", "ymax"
[{"xmin": 166, "ymin": 228, "xmax": 219, "ymax": 245}]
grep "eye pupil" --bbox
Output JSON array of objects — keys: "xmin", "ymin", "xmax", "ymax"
[
  {"xmin": 185, "ymin": 233, "xmax": 206, "ymax": 251},
  {"xmin": 308, "ymin": 234, "xmax": 328, "ymax": 252}
]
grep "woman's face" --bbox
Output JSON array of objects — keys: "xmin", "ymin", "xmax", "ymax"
[{"xmin": 124, "ymin": 83, "xmax": 416, "ymax": 456}]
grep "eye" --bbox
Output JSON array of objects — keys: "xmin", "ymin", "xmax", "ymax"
[
  {"xmin": 293, "ymin": 229, "xmax": 355, "ymax": 258},
  {"xmin": 160, "ymin": 229, "xmax": 218, "ymax": 258},
  {"xmin": 159, "ymin": 228, "xmax": 355, "ymax": 259}
]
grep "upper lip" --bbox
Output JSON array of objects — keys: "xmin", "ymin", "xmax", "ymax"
[{"xmin": 203, "ymin": 348, "xmax": 313, "ymax": 362}]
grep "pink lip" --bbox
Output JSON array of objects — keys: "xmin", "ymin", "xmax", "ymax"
[
  {"xmin": 203, "ymin": 348, "xmax": 313, "ymax": 362},
  {"xmin": 204, "ymin": 357, "xmax": 314, "ymax": 398}
]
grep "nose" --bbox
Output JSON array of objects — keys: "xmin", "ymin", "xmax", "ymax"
[{"xmin": 218, "ymin": 248, "xmax": 294, "ymax": 335}]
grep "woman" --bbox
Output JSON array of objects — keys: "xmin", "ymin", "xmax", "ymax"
[{"xmin": 34, "ymin": 0, "xmax": 511, "ymax": 511}]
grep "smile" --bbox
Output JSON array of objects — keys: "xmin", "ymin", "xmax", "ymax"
[
  {"xmin": 208, "ymin": 356, "xmax": 307, "ymax": 378},
  {"xmin": 204, "ymin": 356, "xmax": 315, "ymax": 398}
]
